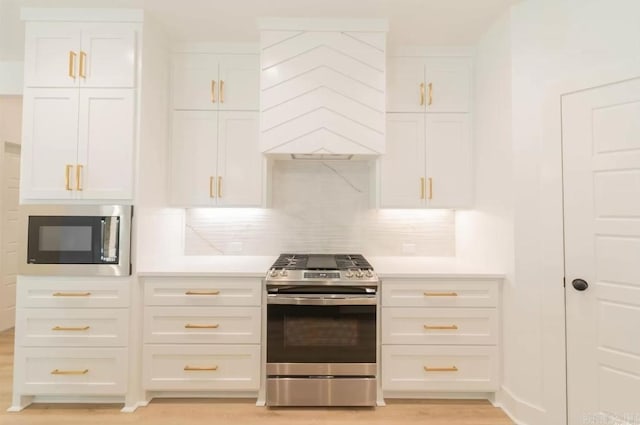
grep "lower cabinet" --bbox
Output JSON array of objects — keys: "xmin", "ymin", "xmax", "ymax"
[{"xmin": 141, "ymin": 276, "xmax": 262, "ymax": 396}]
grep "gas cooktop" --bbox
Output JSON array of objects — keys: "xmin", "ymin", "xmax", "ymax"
[{"xmin": 266, "ymin": 254, "xmax": 378, "ymax": 284}]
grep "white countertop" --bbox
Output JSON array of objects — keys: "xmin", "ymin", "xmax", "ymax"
[{"xmin": 137, "ymin": 255, "xmax": 504, "ymax": 279}]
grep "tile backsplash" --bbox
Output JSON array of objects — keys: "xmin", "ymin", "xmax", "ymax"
[{"xmin": 185, "ymin": 160, "xmax": 455, "ymax": 256}]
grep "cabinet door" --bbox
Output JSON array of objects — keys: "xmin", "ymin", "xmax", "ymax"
[
  {"xmin": 79, "ymin": 23, "xmax": 136, "ymax": 88},
  {"xmin": 23, "ymin": 23, "xmax": 81, "ymax": 88},
  {"xmin": 171, "ymin": 54, "xmax": 219, "ymax": 110},
  {"xmin": 77, "ymin": 89, "xmax": 135, "ymax": 200},
  {"xmin": 217, "ymin": 55, "xmax": 260, "ymax": 111},
  {"xmin": 424, "ymin": 58, "xmax": 472, "ymax": 112},
  {"xmin": 379, "ymin": 114, "xmax": 426, "ymax": 208},
  {"xmin": 216, "ymin": 111, "xmax": 262, "ymax": 207},
  {"xmin": 386, "ymin": 57, "xmax": 426, "ymax": 113},
  {"xmin": 20, "ymin": 88, "xmax": 78, "ymax": 200},
  {"xmin": 426, "ymin": 114, "xmax": 473, "ymax": 208},
  {"xmin": 170, "ymin": 111, "xmax": 218, "ymax": 206}
]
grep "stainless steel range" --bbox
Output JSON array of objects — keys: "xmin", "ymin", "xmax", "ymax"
[{"xmin": 265, "ymin": 254, "xmax": 379, "ymax": 407}]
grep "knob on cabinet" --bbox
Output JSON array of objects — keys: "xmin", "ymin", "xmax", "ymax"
[{"xmin": 572, "ymin": 278, "xmax": 589, "ymax": 291}]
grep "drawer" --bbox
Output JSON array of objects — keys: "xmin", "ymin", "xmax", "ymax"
[
  {"xmin": 381, "ymin": 279, "xmax": 499, "ymax": 308},
  {"xmin": 17, "ymin": 276, "xmax": 130, "ymax": 308},
  {"xmin": 144, "ymin": 277, "xmax": 261, "ymax": 307},
  {"xmin": 15, "ymin": 308, "xmax": 128, "ymax": 347},
  {"xmin": 143, "ymin": 344, "xmax": 260, "ymax": 391},
  {"xmin": 14, "ymin": 347, "xmax": 127, "ymax": 395},
  {"xmin": 382, "ymin": 307, "xmax": 498, "ymax": 345},
  {"xmin": 144, "ymin": 306, "xmax": 261, "ymax": 344},
  {"xmin": 381, "ymin": 345, "xmax": 498, "ymax": 392}
]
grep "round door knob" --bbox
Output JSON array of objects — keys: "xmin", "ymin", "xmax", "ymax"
[{"xmin": 572, "ymin": 278, "xmax": 589, "ymax": 291}]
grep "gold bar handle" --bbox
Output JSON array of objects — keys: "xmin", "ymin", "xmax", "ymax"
[
  {"xmin": 424, "ymin": 292, "xmax": 458, "ymax": 297},
  {"xmin": 211, "ymin": 80, "xmax": 216, "ymax": 103},
  {"xmin": 420, "ymin": 177, "xmax": 425, "ymax": 199},
  {"xmin": 424, "ymin": 366, "xmax": 458, "ymax": 372},
  {"xmin": 428, "ymin": 177, "xmax": 433, "ymax": 200},
  {"xmin": 184, "ymin": 365, "xmax": 218, "ymax": 371},
  {"xmin": 68, "ymin": 51, "xmax": 76, "ymax": 79},
  {"xmin": 185, "ymin": 324, "xmax": 220, "ymax": 329},
  {"xmin": 76, "ymin": 164, "xmax": 83, "ymax": 191},
  {"xmin": 79, "ymin": 51, "xmax": 87, "ymax": 79},
  {"xmin": 419, "ymin": 82, "xmax": 425, "ymax": 106},
  {"xmin": 53, "ymin": 292, "xmax": 91, "ymax": 297},
  {"xmin": 209, "ymin": 176, "xmax": 215, "ymax": 198},
  {"xmin": 185, "ymin": 290, "xmax": 220, "ymax": 296},
  {"xmin": 51, "ymin": 369, "xmax": 89, "ymax": 375},
  {"xmin": 220, "ymin": 80, "xmax": 224, "ymax": 103},
  {"xmin": 65, "ymin": 164, "xmax": 73, "ymax": 191},
  {"xmin": 423, "ymin": 324, "xmax": 459, "ymax": 330},
  {"xmin": 52, "ymin": 326, "xmax": 91, "ymax": 331},
  {"xmin": 428, "ymin": 82, "xmax": 433, "ymax": 106},
  {"xmin": 218, "ymin": 176, "xmax": 222, "ymax": 198}
]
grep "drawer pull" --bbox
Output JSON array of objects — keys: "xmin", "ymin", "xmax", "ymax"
[
  {"xmin": 51, "ymin": 369, "xmax": 89, "ymax": 375},
  {"xmin": 185, "ymin": 323, "xmax": 220, "ymax": 329},
  {"xmin": 423, "ymin": 324, "xmax": 459, "ymax": 330},
  {"xmin": 53, "ymin": 292, "xmax": 91, "ymax": 297},
  {"xmin": 52, "ymin": 326, "xmax": 91, "ymax": 331},
  {"xmin": 424, "ymin": 366, "xmax": 458, "ymax": 372},
  {"xmin": 184, "ymin": 365, "xmax": 218, "ymax": 371},
  {"xmin": 423, "ymin": 292, "xmax": 458, "ymax": 297},
  {"xmin": 185, "ymin": 290, "xmax": 220, "ymax": 296}
]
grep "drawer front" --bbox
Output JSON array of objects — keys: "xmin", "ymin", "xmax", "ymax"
[
  {"xmin": 144, "ymin": 277, "xmax": 261, "ymax": 306},
  {"xmin": 15, "ymin": 347, "xmax": 127, "ymax": 395},
  {"xmin": 17, "ymin": 277, "xmax": 130, "ymax": 308},
  {"xmin": 143, "ymin": 344, "xmax": 260, "ymax": 391},
  {"xmin": 16, "ymin": 308, "xmax": 128, "ymax": 347},
  {"xmin": 382, "ymin": 280, "xmax": 499, "ymax": 308},
  {"xmin": 381, "ymin": 345, "xmax": 498, "ymax": 392},
  {"xmin": 382, "ymin": 307, "xmax": 498, "ymax": 345},
  {"xmin": 144, "ymin": 306, "xmax": 261, "ymax": 344}
]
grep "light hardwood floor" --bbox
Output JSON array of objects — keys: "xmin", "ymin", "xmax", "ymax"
[{"xmin": 0, "ymin": 329, "xmax": 513, "ymax": 425}]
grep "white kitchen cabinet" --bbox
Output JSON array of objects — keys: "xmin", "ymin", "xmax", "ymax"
[
  {"xmin": 21, "ymin": 88, "xmax": 135, "ymax": 201},
  {"xmin": 387, "ymin": 57, "xmax": 471, "ymax": 113},
  {"xmin": 171, "ymin": 53, "xmax": 259, "ymax": 111},
  {"xmin": 380, "ymin": 113, "xmax": 472, "ymax": 208},
  {"xmin": 170, "ymin": 110, "xmax": 262, "ymax": 207},
  {"xmin": 24, "ymin": 22, "xmax": 136, "ymax": 88}
]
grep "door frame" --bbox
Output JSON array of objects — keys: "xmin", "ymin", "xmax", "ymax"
[{"xmin": 539, "ymin": 64, "xmax": 640, "ymax": 425}]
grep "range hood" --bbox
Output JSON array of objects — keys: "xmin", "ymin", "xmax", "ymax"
[{"xmin": 259, "ymin": 18, "xmax": 388, "ymax": 159}]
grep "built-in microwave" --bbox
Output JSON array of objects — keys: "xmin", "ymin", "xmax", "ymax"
[{"xmin": 20, "ymin": 205, "xmax": 132, "ymax": 276}]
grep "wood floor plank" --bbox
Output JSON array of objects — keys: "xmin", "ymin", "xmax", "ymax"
[{"xmin": 0, "ymin": 328, "xmax": 513, "ymax": 424}]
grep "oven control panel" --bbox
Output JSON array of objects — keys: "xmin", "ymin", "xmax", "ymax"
[
  {"xmin": 304, "ymin": 272, "xmax": 340, "ymax": 279},
  {"xmin": 266, "ymin": 268, "xmax": 378, "ymax": 283}
]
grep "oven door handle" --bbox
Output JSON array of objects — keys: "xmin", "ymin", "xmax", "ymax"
[{"xmin": 267, "ymin": 295, "xmax": 377, "ymax": 306}]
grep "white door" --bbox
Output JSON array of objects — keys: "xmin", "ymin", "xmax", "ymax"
[
  {"xmin": 424, "ymin": 58, "xmax": 472, "ymax": 113},
  {"xmin": 218, "ymin": 55, "xmax": 260, "ymax": 111},
  {"xmin": 564, "ymin": 77, "xmax": 640, "ymax": 425},
  {"xmin": 386, "ymin": 57, "xmax": 425, "ymax": 113},
  {"xmin": 23, "ymin": 23, "xmax": 81, "ymax": 88},
  {"xmin": 79, "ymin": 23, "xmax": 136, "ymax": 88},
  {"xmin": 171, "ymin": 53, "xmax": 219, "ymax": 110},
  {"xmin": 1, "ymin": 143, "xmax": 20, "ymax": 331}
]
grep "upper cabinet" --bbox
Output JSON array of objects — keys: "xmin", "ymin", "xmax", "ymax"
[
  {"xmin": 387, "ymin": 56, "xmax": 471, "ymax": 113},
  {"xmin": 24, "ymin": 22, "xmax": 136, "ymax": 88},
  {"xmin": 171, "ymin": 53, "xmax": 259, "ymax": 111}
]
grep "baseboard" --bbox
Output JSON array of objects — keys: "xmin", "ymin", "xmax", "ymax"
[{"xmin": 493, "ymin": 386, "xmax": 547, "ymax": 425}]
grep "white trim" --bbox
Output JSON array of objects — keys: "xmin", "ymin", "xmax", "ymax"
[
  {"xmin": 383, "ymin": 391, "xmax": 495, "ymax": 400},
  {"xmin": 388, "ymin": 46, "xmax": 475, "ymax": 57},
  {"xmin": 20, "ymin": 8, "xmax": 144, "ymax": 22},
  {"xmin": 257, "ymin": 18, "xmax": 388, "ymax": 32},
  {"xmin": 494, "ymin": 386, "xmax": 546, "ymax": 425},
  {"xmin": 171, "ymin": 42, "xmax": 259, "ymax": 54}
]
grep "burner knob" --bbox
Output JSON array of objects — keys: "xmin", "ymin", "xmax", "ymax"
[
  {"xmin": 345, "ymin": 270, "xmax": 354, "ymax": 278},
  {"xmin": 365, "ymin": 270, "xmax": 374, "ymax": 278},
  {"xmin": 355, "ymin": 270, "xmax": 364, "ymax": 278},
  {"xmin": 270, "ymin": 269, "xmax": 278, "ymax": 277},
  {"xmin": 279, "ymin": 269, "xmax": 288, "ymax": 277}
]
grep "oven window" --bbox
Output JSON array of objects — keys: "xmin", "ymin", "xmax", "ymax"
[
  {"xmin": 267, "ymin": 304, "xmax": 376, "ymax": 363},
  {"xmin": 39, "ymin": 226, "xmax": 93, "ymax": 251}
]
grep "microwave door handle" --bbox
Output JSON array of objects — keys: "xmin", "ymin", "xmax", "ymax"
[{"xmin": 101, "ymin": 217, "xmax": 119, "ymax": 262}]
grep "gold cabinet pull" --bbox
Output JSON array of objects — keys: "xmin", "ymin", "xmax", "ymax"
[
  {"xmin": 419, "ymin": 82, "xmax": 425, "ymax": 106},
  {"xmin": 428, "ymin": 177, "xmax": 433, "ymax": 200},
  {"xmin": 184, "ymin": 365, "xmax": 218, "ymax": 371},
  {"xmin": 420, "ymin": 177, "xmax": 425, "ymax": 199},
  {"xmin": 79, "ymin": 51, "xmax": 87, "ymax": 79},
  {"xmin": 211, "ymin": 80, "xmax": 216, "ymax": 103},
  {"xmin": 423, "ymin": 324, "xmax": 459, "ymax": 330},
  {"xmin": 51, "ymin": 369, "xmax": 89, "ymax": 375},
  {"xmin": 76, "ymin": 164, "xmax": 83, "ymax": 191},
  {"xmin": 209, "ymin": 176, "xmax": 215, "ymax": 198},
  {"xmin": 428, "ymin": 82, "xmax": 433, "ymax": 106},
  {"xmin": 218, "ymin": 176, "xmax": 222, "ymax": 198},
  {"xmin": 68, "ymin": 51, "xmax": 76, "ymax": 79},
  {"xmin": 220, "ymin": 80, "xmax": 224, "ymax": 103},
  {"xmin": 53, "ymin": 292, "xmax": 91, "ymax": 297},
  {"xmin": 185, "ymin": 323, "xmax": 219, "ymax": 329},
  {"xmin": 52, "ymin": 325, "xmax": 91, "ymax": 331},
  {"xmin": 424, "ymin": 366, "xmax": 458, "ymax": 372},
  {"xmin": 65, "ymin": 164, "xmax": 73, "ymax": 190},
  {"xmin": 185, "ymin": 290, "xmax": 220, "ymax": 296},
  {"xmin": 424, "ymin": 292, "xmax": 458, "ymax": 297}
]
